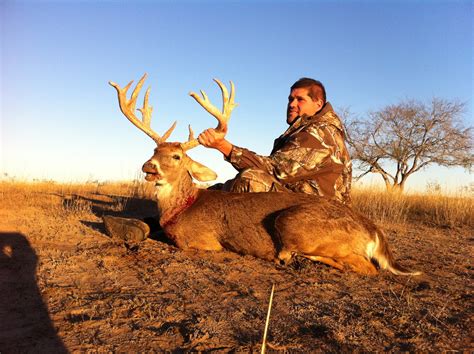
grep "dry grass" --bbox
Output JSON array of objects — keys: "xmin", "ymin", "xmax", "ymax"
[
  {"xmin": 0, "ymin": 179, "xmax": 155, "ymax": 216},
  {"xmin": 352, "ymin": 187, "xmax": 473, "ymax": 228},
  {"xmin": 0, "ymin": 179, "xmax": 154, "ymax": 199},
  {"xmin": 1, "ymin": 179, "xmax": 472, "ymax": 229}
]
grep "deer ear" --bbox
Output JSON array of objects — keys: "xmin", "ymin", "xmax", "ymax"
[{"xmin": 187, "ymin": 159, "xmax": 218, "ymax": 182}]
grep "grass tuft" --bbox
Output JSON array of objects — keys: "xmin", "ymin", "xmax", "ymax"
[{"xmin": 352, "ymin": 187, "xmax": 473, "ymax": 228}]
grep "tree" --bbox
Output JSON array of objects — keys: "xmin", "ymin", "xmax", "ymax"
[{"xmin": 344, "ymin": 98, "xmax": 473, "ymax": 192}]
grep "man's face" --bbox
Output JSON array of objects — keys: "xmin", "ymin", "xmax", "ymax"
[{"xmin": 286, "ymin": 88, "xmax": 323, "ymax": 124}]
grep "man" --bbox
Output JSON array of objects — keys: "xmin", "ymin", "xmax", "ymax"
[
  {"xmin": 199, "ymin": 77, "xmax": 352, "ymax": 203},
  {"xmin": 104, "ymin": 78, "xmax": 352, "ymax": 244}
]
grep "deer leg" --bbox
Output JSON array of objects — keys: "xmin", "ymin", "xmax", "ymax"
[
  {"xmin": 303, "ymin": 255, "xmax": 344, "ymax": 271},
  {"xmin": 340, "ymin": 254, "xmax": 378, "ymax": 275}
]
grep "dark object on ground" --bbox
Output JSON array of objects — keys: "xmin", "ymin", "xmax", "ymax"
[{"xmin": 103, "ymin": 215, "xmax": 150, "ymax": 245}]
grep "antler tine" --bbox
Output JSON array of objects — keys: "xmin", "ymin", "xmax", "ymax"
[
  {"xmin": 214, "ymin": 79, "xmax": 236, "ymax": 131},
  {"xmin": 161, "ymin": 121, "xmax": 178, "ymax": 142},
  {"xmin": 189, "ymin": 79, "xmax": 238, "ymax": 135},
  {"xmin": 180, "ymin": 125, "xmax": 200, "ymax": 150},
  {"xmin": 187, "ymin": 124, "xmax": 195, "ymax": 141},
  {"xmin": 130, "ymin": 74, "xmax": 147, "ymax": 114},
  {"xmin": 137, "ymin": 86, "xmax": 152, "ymax": 128},
  {"xmin": 109, "ymin": 73, "xmax": 176, "ymax": 144},
  {"xmin": 189, "ymin": 89, "xmax": 218, "ymax": 123}
]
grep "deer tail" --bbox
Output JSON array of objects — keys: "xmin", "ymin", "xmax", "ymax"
[{"xmin": 367, "ymin": 229, "xmax": 422, "ymax": 276}]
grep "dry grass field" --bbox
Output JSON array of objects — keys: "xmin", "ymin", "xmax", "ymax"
[{"xmin": 0, "ymin": 180, "xmax": 472, "ymax": 352}]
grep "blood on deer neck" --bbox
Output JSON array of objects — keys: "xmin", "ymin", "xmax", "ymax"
[{"xmin": 155, "ymin": 170, "xmax": 199, "ymax": 228}]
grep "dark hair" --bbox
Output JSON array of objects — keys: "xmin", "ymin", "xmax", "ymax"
[{"xmin": 291, "ymin": 78, "xmax": 326, "ymax": 104}]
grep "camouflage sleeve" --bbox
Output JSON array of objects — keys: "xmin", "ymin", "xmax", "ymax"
[
  {"xmin": 226, "ymin": 123, "xmax": 345, "ymax": 183},
  {"xmin": 226, "ymin": 145, "xmax": 276, "ymax": 174}
]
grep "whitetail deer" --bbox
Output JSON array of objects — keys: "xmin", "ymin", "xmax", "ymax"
[{"xmin": 109, "ymin": 74, "xmax": 421, "ymax": 276}]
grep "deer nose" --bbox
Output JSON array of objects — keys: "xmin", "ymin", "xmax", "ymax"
[{"xmin": 142, "ymin": 161, "xmax": 157, "ymax": 173}]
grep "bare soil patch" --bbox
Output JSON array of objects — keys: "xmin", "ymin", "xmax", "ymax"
[{"xmin": 0, "ymin": 186, "xmax": 472, "ymax": 352}]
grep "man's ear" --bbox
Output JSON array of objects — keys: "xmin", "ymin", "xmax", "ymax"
[
  {"xmin": 315, "ymin": 98, "xmax": 324, "ymax": 112},
  {"xmin": 187, "ymin": 158, "xmax": 218, "ymax": 182}
]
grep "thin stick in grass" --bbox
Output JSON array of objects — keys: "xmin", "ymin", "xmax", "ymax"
[{"xmin": 261, "ymin": 283, "xmax": 275, "ymax": 354}]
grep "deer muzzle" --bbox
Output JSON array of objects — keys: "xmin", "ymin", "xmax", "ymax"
[{"xmin": 142, "ymin": 161, "xmax": 161, "ymax": 182}]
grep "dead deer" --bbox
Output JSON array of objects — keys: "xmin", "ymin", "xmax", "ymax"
[{"xmin": 109, "ymin": 74, "xmax": 421, "ymax": 276}]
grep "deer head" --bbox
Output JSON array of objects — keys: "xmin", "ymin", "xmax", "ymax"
[{"xmin": 109, "ymin": 73, "xmax": 237, "ymax": 188}]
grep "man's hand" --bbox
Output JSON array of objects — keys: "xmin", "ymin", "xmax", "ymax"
[
  {"xmin": 198, "ymin": 128, "xmax": 225, "ymax": 148},
  {"xmin": 198, "ymin": 128, "xmax": 233, "ymax": 157}
]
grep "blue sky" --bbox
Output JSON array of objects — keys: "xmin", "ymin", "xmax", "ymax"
[{"xmin": 1, "ymin": 0, "xmax": 472, "ymax": 192}]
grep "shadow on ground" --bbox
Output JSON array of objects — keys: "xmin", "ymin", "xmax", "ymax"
[{"xmin": 0, "ymin": 232, "xmax": 68, "ymax": 353}]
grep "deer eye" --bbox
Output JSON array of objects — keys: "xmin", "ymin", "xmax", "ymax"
[{"xmin": 172, "ymin": 154, "xmax": 181, "ymax": 160}]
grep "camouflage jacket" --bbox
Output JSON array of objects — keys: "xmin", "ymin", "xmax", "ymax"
[{"xmin": 227, "ymin": 102, "xmax": 352, "ymax": 204}]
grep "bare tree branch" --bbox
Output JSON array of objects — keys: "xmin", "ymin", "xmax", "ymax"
[{"xmin": 341, "ymin": 98, "xmax": 473, "ymax": 192}]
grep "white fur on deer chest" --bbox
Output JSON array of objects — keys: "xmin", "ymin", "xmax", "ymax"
[{"xmin": 154, "ymin": 183, "xmax": 173, "ymax": 200}]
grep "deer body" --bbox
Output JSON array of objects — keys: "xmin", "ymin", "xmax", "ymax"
[
  {"xmin": 110, "ymin": 74, "xmax": 421, "ymax": 276},
  {"xmin": 145, "ymin": 144, "xmax": 418, "ymax": 276},
  {"xmin": 160, "ymin": 189, "xmax": 377, "ymax": 265}
]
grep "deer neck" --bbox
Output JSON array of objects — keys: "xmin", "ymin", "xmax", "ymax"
[{"xmin": 155, "ymin": 174, "xmax": 199, "ymax": 228}]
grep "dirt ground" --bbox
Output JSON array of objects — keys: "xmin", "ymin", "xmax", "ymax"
[{"xmin": 0, "ymin": 188, "xmax": 472, "ymax": 352}]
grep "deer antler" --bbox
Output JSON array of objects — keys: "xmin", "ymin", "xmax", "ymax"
[
  {"xmin": 109, "ymin": 73, "xmax": 176, "ymax": 145},
  {"xmin": 181, "ymin": 79, "xmax": 237, "ymax": 151}
]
